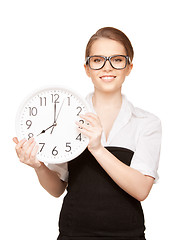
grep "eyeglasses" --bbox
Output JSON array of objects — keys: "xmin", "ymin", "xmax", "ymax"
[{"xmin": 86, "ymin": 55, "xmax": 129, "ymax": 70}]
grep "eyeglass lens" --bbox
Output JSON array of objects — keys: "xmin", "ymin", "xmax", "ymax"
[{"xmin": 89, "ymin": 56, "xmax": 127, "ymax": 70}]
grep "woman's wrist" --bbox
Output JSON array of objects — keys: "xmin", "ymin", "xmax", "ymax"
[
  {"xmin": 88, "ymin": 144, "xmax": 104, "ymax": 155},
  {"xmin": 34, "ymin": 161, "xmax": 46, "ymax": 173}
]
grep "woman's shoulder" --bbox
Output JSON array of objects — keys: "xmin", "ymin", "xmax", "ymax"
[
  {"xmin": 125, "ymin": 96, "xmax": 161, "ymax": 132},
  {"xmin": 125, "ymin": 95, "xmax": 160, "ymax": 121},
  {"xmin": 134, "ymin": 106, "xmax": 161, "ymax": 121},
  {"xmin": 132, "ymin": 106, "xmax": 162, "ymax": 135}
]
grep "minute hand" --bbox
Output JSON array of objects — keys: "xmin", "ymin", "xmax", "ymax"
[
  {"xmin": 53, "ymin": 101, "xmax": 56, "ymax": 123},
  {"xmin": 55, "ymin": 98, "xmax": 65, "ymax": 122},
  {"xmin": 50, "ymin": 99, "xmax": 65, "ymax": 134}
]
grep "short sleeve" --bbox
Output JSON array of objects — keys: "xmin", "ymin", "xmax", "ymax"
[
  {"xmin": 130, "ymin": 116, "xmax": 162, "ymax": 183},
  {"xmin": 46, "ymin": 162, "xmax": 69, "ymax": 182}
]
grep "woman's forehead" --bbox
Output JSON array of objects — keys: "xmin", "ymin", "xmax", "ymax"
[{"xmin": 90, "ymin": 38, "xmax": 127, "ymax": 56}]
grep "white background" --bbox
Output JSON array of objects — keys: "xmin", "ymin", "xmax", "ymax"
[{"xmin": 0, "ymin": 0, "xmax": 174, "ymax": 239}]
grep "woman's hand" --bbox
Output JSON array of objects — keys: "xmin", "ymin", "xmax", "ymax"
[
  {"xmin": 13, "ymin": 137, "xmax": 43, "ymax": 169},
  {"xmin": 76, "ymin": 113, "xmax": 103, "ymax": 152}
]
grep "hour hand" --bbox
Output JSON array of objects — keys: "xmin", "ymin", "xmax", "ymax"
[{"xmin": 37, "ymin": 123, "xmax": 56, "ymax": 136}]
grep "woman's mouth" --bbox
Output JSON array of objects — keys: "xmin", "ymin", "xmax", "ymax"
[{"xmin": 100, "ymin": 75, "xmax": 116, "ymax": 82}]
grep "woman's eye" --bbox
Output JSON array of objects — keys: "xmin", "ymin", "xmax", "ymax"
[
  {"xmin": 94, "ymin": 58, "xmax": 102, "ymax": 63},
  {"xmin": 114, "ymin": 58, "xmax": 122, "ymax": 62}
]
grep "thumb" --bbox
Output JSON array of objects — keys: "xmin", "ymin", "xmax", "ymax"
[{"xmin": 13, "ymin": 137, "xmax": 19, "ymax": 144}]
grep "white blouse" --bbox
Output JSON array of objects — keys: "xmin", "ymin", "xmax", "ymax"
[{"xmin": 47, "ymin": 93, "xmax": 162, "ymax": 183}]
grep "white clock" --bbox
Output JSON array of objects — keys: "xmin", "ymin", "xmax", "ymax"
[{"xmin": 16, "ymin": 86, "xmax": 90, "ymax": 164}]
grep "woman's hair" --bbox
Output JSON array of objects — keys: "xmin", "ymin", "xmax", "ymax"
[{"xmin": 85, "ymin": 27, "xmax": 134, "ymax": 63}]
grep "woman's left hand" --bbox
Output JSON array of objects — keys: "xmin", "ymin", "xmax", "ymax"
[{"xmin": 76, "ymin": 113, "xmax": 103, "ymax": 152}]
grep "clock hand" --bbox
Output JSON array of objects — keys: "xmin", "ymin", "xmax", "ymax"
[
  {"xmin": 50, "ymin": 101, "xmax": 57, "ymax": 134},
  {"xmin": 37, "ymin": 123, "xmax": 56, "ymax": 136},
  {"xmin": 55, "ymin": 98, "xmax": 65, "ymax": 122},
  {"xmin": 54, "ymin": 101, "xmax": 56, "ymax": 123},
  {"xmin": 38, "ymin": 100, "xmax": 59, "ymax": 136},
  {"xmin": 50, "ymin": 98, "xmax": 65, "ymax": 134}
]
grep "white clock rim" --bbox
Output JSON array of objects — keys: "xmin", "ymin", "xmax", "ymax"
[{"xmin": 15, "ymin": 85, "xmax": 91, "ymax": 164}]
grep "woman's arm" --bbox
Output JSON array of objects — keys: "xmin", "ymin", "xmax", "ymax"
[
  {"xmin": 13, "ymin": 137, "xmax": 67, "ymax": 198},
  {"xmin": 90, "ymin": 146, "xmax": 154, "ymax": 201},
  {"xmin": 76, "ymin": 113, "xmax": 154, "ymax": 202},
  {"xmin": 34, "ymin": 163, "xmax": 67, "ymax": 198}
]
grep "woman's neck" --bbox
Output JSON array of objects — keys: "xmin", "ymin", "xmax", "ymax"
[{"xmin": 92, "ymin": 88, "xmax": 122, "ymax": 111}]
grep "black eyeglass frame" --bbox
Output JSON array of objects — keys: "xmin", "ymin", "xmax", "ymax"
[{"xmin": 86, "ymin": 55, "xmax": 130, "ymax": 70}]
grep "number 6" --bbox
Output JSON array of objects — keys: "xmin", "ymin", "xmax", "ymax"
[{"xmin": 52, "ymin": 146, "xmax": 58, "ymax": 156}]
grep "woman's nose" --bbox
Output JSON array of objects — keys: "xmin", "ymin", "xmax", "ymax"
[{"xmin": 102, "ymin": 59, "xmax": 113, "ymax": 71}]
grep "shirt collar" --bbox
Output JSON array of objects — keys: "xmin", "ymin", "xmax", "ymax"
[{"xmin": 123, "ymin": 95, "xmax": 147, "ymax": 118}]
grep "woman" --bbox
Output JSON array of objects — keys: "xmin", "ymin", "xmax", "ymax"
[{"xmin": 13, "ymin": 27, "xmax": 162, "ymax": 240}]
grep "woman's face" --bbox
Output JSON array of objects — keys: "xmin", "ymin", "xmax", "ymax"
[{"xmin": 84, "ymin": 38, "xmax": 133, "ymax": 94}]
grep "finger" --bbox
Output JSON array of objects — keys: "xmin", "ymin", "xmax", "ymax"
[
  {"xmin": 30, "ymin": 144, "xmax": 39, "ymax": 161},
  {"xmin": 82, "ymin": 112, "xmax": 99, "ymax": 120},
  {"xmin": 24, "ymin": 141, "xmax": 36, "ymax": 160},
  {"xmin": 22, "ymin": 137, "xmax": 35, "ymax": 151},
  {"xmin": 13, "ymin": 137, "xmax": 19, "ymax": 144},
  {"xmin": 76, "ymin": 121, "xmax": 92, "ymax": 131},
  {"xmin": 79, "ymin": 115, "xmax": 95, "ymax": 126},
  {"xmin": 15, "ymin": 138, "xmax": 27, "ymax": 151},
  {"xmin": 80, "ymin": 113, "xmax": 100, "ymax": 124},
  {"xmin": 77, "ymin": 126, "xmax": 91, "ymax": 138},
  {"xmin": 76, "ymin": 121, "xmax": 83, "ymax": 128}
]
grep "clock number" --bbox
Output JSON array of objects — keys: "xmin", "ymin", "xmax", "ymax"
[
  {"xmin": 78, "ymin": 119, "xmax": 84, "ymax": 129},
  {"xmin": 76, "ymin": 133, "xmax": 82, "ymax": 141},
  {"xmin": 40, "ymin": 97, "xmax": 46, "ymax": 106},
  {"xmin": 39, "ymin": 143, "xmax": 45, "ymax": 152},
  {"xmin": 52, "ymin": 146, "xmax": 58, "ymax": 156},
  {"xmin": 28, "ymin": 133, "xmax": 34, "ymax": 140},
  {"xmin": 65, "ymin": 142, "xmax": 71, "ymax": 152},
  {"xmin": 29, "ymin": 107, "xmax": 37, "ymax": 116},
  {"xmin": 77, "ymin": 106, "xmax": 82, "ymax": 116},
  {"xmin": 51, "ymin": 94, "xmax": 59, "ymax": 103},
  {"xmin": 26, "ymin": 120, "xmax": 32, "ymax": 129}
]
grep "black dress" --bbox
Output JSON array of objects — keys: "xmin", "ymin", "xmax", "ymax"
[{"xmin": 57, "ymin": 147, "xmax": 146, "ymax": 240}]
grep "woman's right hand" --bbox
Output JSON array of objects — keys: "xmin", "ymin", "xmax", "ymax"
[{"xmin": 13, "ymin": 137, "xmax": 43, "ymax": 169}]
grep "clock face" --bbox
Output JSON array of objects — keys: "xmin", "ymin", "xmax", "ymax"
[{"xmin": 16, "ymin": 86, "xmax": 90, "ymax": 164}]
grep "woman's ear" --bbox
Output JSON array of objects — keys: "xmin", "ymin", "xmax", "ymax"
[
  {"xmin": 84, "ymin": 64, "xmax": 91, "ymax": 77},
  {"xmin": 126, "ymin": 63, "xmax": 133, "ymax": 76}
]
